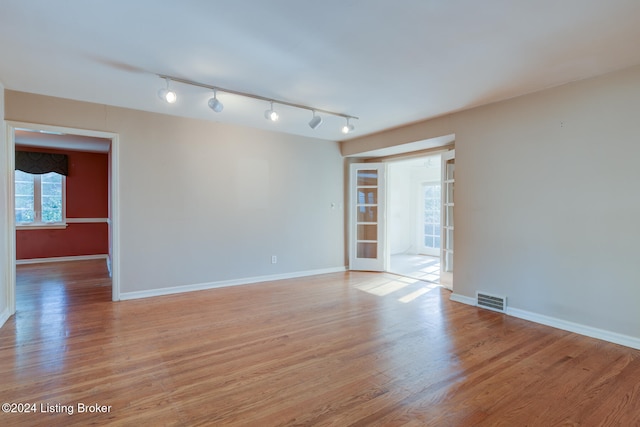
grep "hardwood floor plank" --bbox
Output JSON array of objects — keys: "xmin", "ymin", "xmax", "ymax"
[{"xmin": 1, "ymin": 261, "xmax": 639, "ymax": 426}]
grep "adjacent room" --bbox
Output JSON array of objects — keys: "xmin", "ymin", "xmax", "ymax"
[
  {"xmin": 387, "ymin": 154, "xmax": 444, "ymax": 283},
  {"xmin": 1, "ymin": 1, "xmax": 640, "ymax": 425}
]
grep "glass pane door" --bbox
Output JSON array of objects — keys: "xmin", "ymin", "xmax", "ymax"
[
  {"xmin": 441, "ymin": 150, "xmax": 455, "ymax": 288},
  {"xmin": 350, "ymin": 163, "xmax": 386, "ymax": 271}
]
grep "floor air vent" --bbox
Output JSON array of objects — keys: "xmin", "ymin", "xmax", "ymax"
[{"xmin": 476, "ymin": 292, "xmax": 506, "ymax": 313}]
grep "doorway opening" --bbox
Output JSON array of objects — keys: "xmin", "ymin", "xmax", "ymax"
[
  {"xmin": 4, "ymin": 122, "xmax": 120, "ymax": 323},
  {"xmin": 346, "ymin": 134, "xmax": 455, "ymax": 289},
  {"xmin": 387, "ymin": 155, "xmax": 442, "ymax": 283}
]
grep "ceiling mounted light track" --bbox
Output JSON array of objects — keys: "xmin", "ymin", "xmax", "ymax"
[{"xmin": 156, "ymin": 74, "xmax": 357, "ymax": 133}]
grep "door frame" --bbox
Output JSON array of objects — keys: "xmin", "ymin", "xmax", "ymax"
[{"xmin": 3, "ymin": 121, "xmax": 120, "ymax": 320}]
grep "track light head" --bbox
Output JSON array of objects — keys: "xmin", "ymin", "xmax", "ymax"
[
  {"xmin": 308, "ymin": 111, "xmax": 323, "ymax": 129},
  {"xmin": 158, "ymin": 78, "xmax": 177, "ymax": 104},
  {"xmin": 265, "ymin": 110, "xmax": 279, "ymax": 121},
  {"xmin": 341, "ymin": 124, "xmax": 354, "ymax": 133},
  {"xmin": 158, "ymin": 88, "xmax": 177, "ymax": 103},
  {"xmin": 341, "ymin": 118, "xmax": 355, "ymax": 134},
  {"xmin": 264, "ymin": 102, "xmax": 279, "ymax": 121},
  {"xmin": 208, "ymin": 97, "xmax": 223, "ymax": 112},
  {"xmin": 208, "ymin": 90, "xmax": 224, "ymax": 113}
]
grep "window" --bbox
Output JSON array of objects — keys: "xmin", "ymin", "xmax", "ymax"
[
  {"xmin": 15, "ymin": 170, "xmax": 66, "ymax": 227},
  {"xmin": 422, "ymin": 183, "xmax": 441, "ymax": 249}
]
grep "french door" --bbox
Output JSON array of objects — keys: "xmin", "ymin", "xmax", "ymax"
[
  {"xmin": 349, "ymin": 163, "xmax": 386, "ymax": 271},
  {"xmin": 440, "ymin": 150, "xmax": 455, "ymax": 288}
]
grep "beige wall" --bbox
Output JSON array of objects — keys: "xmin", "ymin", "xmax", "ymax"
[
  {"xmin": 4, "ymin": 91, "xmax": 345, "ymax": 295},
  {"xmin": 343, "ymin": 64, "xmax": 640, "ymax": 344}
]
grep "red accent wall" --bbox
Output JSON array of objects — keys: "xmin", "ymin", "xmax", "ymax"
[{"xmin": 16, "ymin": 147, "xmax": 109, "ymax": 260}]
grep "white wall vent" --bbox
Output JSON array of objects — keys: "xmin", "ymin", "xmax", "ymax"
[{"xmin": 476, "ymin": 292, "xmax": 506, "ymax": 313}]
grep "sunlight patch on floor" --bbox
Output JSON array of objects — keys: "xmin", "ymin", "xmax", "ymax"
[
  {"xmin": 389, "ymin": 254, "xmax": 441, "ymax": 283},
  {"xmin": 398, "ymin": 282, "xmax": 440, "ymax": 303},
  {"xmin": 355, "ymin": 276, "xmax": 418, "ymax": 296},
  {"xmin": 354, "ymin": 275, "xmax": 441, "ymax": 303}
]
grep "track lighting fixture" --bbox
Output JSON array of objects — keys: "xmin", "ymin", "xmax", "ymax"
[
  {"xmin": 342, "ymin": 118, "xmax": 355, "ymax": 134},
  {"xmin": 155, "ymin": 74, "xmax": 357, "ymax": 134},
  {"xmin": 208, "ymin": 89, "xmax": 224, "ymax": 113},
  {"xmin": 264, "ymin": 102, "xmax": 279, "ymax": 122},
  {"xmin": 308, "ymin": 110, "xmax": 323, "ymax": 130},
  {"xmin": 157, "ymin": 77, "xmax": 177, "ymax": 104}
]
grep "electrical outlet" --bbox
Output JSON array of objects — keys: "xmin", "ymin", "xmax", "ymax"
[{"xmin": 271, "ymin": 255, "xmax": 277, "ymax": 264}]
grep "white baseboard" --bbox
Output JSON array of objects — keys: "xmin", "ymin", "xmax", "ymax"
[
  {"xmin": 16, "ymin": 254, "xmax": 109, "ymax": 265},
  {"xmin": 449, "ymin": 293, "xmax": 640, "ymax": 350},
  {"xmin": 506, "ymin": 307, "xmax": 640, "ymax": 350},
  {"xmin": 120, "ymin": 266, "xmax": 347, "ymax": 301},
  {"xmin": 0, "ymin": 306, "xmax": 11, "ymax": 329}
]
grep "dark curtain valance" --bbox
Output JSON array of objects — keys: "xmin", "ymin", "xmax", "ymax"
[{"xmin": 15, "ymin": 151, "xmax": 68, "ymax": 176}]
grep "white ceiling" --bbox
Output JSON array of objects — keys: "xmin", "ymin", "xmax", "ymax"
[
  {"xmin": 14, "ymin": 129, "xmax": 111, "ymax": 153},
  {"xmin": 2, "ymin": 0, "xmax": 640, "ymax": 142}
]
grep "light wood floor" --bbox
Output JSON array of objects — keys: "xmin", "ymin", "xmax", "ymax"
[{"xmin": 1, "ymin": 260, "xmax": 639, "ymax": 426}]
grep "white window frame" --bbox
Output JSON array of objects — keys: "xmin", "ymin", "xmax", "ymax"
[{"xmin": 15, "ymin": 171, "xmax": 67, "ymax": 230}]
